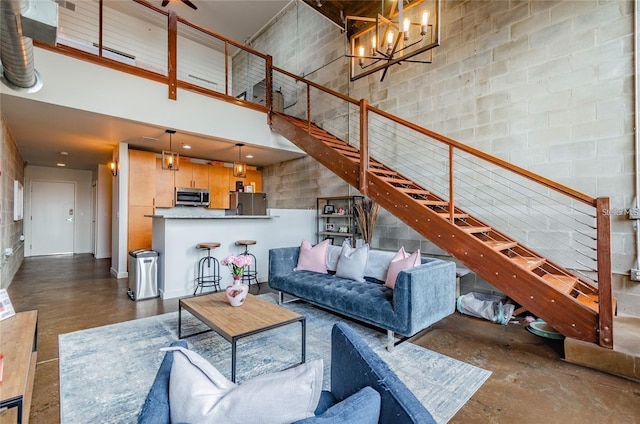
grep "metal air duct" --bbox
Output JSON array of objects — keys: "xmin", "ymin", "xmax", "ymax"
[{"xmin": 0, "ymin": 0, "xmax": 57, "ymax": 93}]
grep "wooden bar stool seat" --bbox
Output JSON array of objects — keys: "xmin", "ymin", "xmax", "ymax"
[{"xmin": 194, "ymin": 242, "xmax": 222, "ymax": 295}]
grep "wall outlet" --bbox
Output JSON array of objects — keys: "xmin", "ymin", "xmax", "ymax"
[{"xmin": 631, "ymin": 269, "xmax": 640, "ymax": 281}]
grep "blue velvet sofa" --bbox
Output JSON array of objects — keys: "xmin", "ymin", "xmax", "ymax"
[
  {"xmin": 269, "ymin": 246, "xmax": 456, "ymax": 350},
  {"xmin": 138, "ymin": 322, "xmax": 436, "ymax": 423}
]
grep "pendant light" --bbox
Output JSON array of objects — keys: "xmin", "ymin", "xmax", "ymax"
[
  {"xmin": 233, "ymin": 143, "xmax": 247, "ymax": 178},
  {"xmin": 162, "ymin": 129, "xmax": 180, "ymax": 171}
]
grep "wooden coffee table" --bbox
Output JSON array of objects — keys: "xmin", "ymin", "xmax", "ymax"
[{"xmin": 178, "ymin": 292, "xmax": 305, "ymax": 382}]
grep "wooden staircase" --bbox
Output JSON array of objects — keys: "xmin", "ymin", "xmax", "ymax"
[{"xmin": 271, "ymin": 112, "xmax": 614, "ymax": 347}]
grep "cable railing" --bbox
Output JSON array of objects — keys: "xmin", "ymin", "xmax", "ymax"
[
  {"xmin": 41, "ymin": 0, "xmax": 612, "ymax": 346},
  {"xmin": 48, "ymin": 0, "xmax": 271, "ymax": 110}
]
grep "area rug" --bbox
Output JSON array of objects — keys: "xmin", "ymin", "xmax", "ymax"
[{"xmin": 59, "ymin": 293, "xmax": 491, "ymax": 423}]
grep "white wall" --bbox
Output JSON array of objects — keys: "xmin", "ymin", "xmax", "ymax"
[
  {"xmin": 24, "ymin": 166, "xmax": 93, "ymax": 256},
  {"xmin": 95, "ymin": 164, "xmax": 112, "ymax": 259}
]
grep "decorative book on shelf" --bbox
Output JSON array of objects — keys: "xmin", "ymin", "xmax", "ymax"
[{"xmin": 0, "ymin": 289, "xmax": 16, "ymax": 321}]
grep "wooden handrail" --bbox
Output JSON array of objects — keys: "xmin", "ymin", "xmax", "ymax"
[
  {"xmin": 272, "ymin": 66, "xmax": 360, "ymax": 106},
  {"xmin": 366, "ymin": 103, "xmax": 597, "ymax": 207}
]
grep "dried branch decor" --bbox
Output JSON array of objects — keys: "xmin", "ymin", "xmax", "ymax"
[{"xmin": 354, "ymin": 198, "xmax": 380, "ymax": 245}]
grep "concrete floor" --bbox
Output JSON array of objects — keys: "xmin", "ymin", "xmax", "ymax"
[{"xmin": 4, "ymin": 254, "xmax": 640, "ymax": 423}]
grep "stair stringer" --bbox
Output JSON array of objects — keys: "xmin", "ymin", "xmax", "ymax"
[
  {"xmin": 270, "ymin": 113, "xmax": 600, "ymax": 344},
  {"xmin": 365, "ymin": 173, "xmax": 599, "ymax": 343}
]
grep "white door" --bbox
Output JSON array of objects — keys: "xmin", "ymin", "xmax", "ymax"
[{"xmin": 31, "ymin": 181, "xmax": 75, "ymax": 256}]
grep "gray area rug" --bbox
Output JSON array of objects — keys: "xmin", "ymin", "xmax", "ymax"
[{"xmin": 59, "ymin": 294, "xmax": 491, "ymax": 423}]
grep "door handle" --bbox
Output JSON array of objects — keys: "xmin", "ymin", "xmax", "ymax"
[{"xmin": 66, "ymin": 217, "xmax": 73, "ymax": 222}]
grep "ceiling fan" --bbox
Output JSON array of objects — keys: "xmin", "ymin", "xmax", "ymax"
[{"xmin": 161, "ymin": 0, "xmax": 197, "ymax": 11}]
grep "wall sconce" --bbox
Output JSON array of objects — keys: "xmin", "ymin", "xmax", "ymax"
[
  {"xmin": 162, "ymin": 129, "xmax": 180, "ymax": 171},
  {"xmin": 109, "ymin": 160, "xmax": 118, "ymax": 176},
  {"xmin": 233, "ymin": 143, "xmax": 247, "ymax": 178}
]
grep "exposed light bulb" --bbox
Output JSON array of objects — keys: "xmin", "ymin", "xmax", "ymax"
[
  {"xmin": 371, "ymin": 35, "xmax": 377, "ymax": 55},
  {"xmin": 421, "ymin": 10, "xmax": 430, "ymax": 35},
  {"xmin": 386, "ymin": 31, "xmax": 394, "ymax": 55},
  {"xmin": 403, "ymin": 18, "xmax": 411, "ymax": 40},
  {"xmin": 358, "ymin": 45, "xmax": 365, "ymax": 67}
]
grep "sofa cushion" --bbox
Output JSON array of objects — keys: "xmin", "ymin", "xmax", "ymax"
[
  {"xmin": 292, "ymin": 386, "xmax": 381, "ymax": 424},
  {"xmin": 295, "ymin": 239, "xmax": 330, "ymax": 274},
  {"xmin": 385, "ymin": 248, "xmax": 421, "ymax": 289},
  {"xmin": 167, "ymin": 346, "xmax": 323, "ymax": 424},
  {"xmin": 335, "ymin": 242, "xmax": 369, "ymax": 283}
]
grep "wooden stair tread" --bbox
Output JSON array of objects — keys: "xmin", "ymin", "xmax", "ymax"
[
  {"xmin": 381, "ymin": 176, "xmax": 415, "ymax": 185},
  {"xmin": 398, "ymin": 187, "xmax": 430, "ymax": 195},
  {"xmin": 484, "ymin": 240, "xmax": 518, "ymax": 251},
  {"xmin": 437, "ymin": 212, "xmax": 469, "ymax": 219},
  {"xmin": 459, "ymin": 226, "xmax": 492, "ymax": 234},
  {"xmin": 483, "ymin": 240, "xmax": 517, "ymax": 251},
  {"xmin": 541, "ymin": 274, "xmax": 578, "ymax": 294},
  {"xmin": 416, "ymin": 199, "xmax": 448, "ymax": 206},
  {"xmin": 370, "ymin": 168, "xmax": 399, "ymax": 176},
  {"xmin": 576, "ymin": 293, "xmax": 599, "ymax": 312},
  {"xmin": 510, "ymin": 256, "xmax": 546, "ymax": 271}
]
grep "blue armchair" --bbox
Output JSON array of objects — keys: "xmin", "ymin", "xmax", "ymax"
[{"xmin": 138, "ymin": 323, "xmax": 435, "ymax": 423}]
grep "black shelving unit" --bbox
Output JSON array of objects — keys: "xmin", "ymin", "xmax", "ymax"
[{"xmin": 317, "ymin": 196, "xmax": 363, "ymax": 247}]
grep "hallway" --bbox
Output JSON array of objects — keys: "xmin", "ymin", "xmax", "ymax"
[{"xmin": 5, "ymin": 254, "xmax": 640, "ymax": 423}]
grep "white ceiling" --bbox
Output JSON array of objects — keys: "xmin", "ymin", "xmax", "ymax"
[{"xmin": 1, "ymin": 0, "xmax": 300, "ymax": 171}]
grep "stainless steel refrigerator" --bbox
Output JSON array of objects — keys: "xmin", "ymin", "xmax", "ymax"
[{"xmin": 228, "ymin": 192, "xmax": 267, "ymax": 215}]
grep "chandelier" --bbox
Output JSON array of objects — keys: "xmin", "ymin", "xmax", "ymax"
[{"xmin": 346, "ymin": 0, "xmax": 440, "ymax": 82}]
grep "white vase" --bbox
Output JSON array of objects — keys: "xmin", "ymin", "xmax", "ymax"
[{"xmin": 225, "ymin": 277, "xmax": 248, "ymax": 307}]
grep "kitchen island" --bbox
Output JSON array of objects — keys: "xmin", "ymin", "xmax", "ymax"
[{"xmin": 150, "ymin": 209, "xmax": 315, "ymax": 299}]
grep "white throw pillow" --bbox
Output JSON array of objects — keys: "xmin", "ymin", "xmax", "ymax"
[
  {"xmin": 384, "ymin": 248, "xmax": 421, "ymax": 289},
  {"xmin": 335, "ymin": 241, "xmax": 369, "ymax": 283},
  {"xmin": 166, "ymin": 346, "xmax": 323, "ymax": 424}
]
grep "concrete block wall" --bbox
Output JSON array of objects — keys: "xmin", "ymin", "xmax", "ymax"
[
  {"xmin": 255, "ymin": 1, "xmax": 638, "ymax": 315},
  {"xmin": 0, "ymin": 115, "xmax": 25, "ymax": 289}
]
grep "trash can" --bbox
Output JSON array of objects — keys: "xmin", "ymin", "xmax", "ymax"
[{"xmin": 127, "ymin": 249, "xmax": 159, "ymax": 301}]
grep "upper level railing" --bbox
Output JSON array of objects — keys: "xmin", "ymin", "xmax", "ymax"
[{"xmin": 39, "ymin": 0, "xmax": 612, "ymax": 347}]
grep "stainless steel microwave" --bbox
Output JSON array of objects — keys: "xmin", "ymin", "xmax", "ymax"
[{"xmin": 175, "ymin": 187, "xmax": 210, "ymax": 207}]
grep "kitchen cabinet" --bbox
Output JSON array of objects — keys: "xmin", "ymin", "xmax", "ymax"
[
  {"xmin": 128, "ymin": 150, "xmax": 156, "ymax": 253},
  {"xmin": 175, "ymin": 160, "xmax": 209, "ymax": 189},
  {"xmin": 129, "ymin": 150, "xmax": 155, "ymax": 207},
  {"xmin": 155, "ymin": 157, "xmax": 175, "ymax": 208},
  {"xmin": 317, "ymin": 196, "xmax": 363, "ymax": 247},
  {"xmin": 209, "ymin": 164, "xmax": 231, "ymax": 209}
]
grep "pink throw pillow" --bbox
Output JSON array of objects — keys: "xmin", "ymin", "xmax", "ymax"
[
  {"xmin": 384, "ymin": 248, "xmax": 421, "ymax": 289},
  {"xmin": 295, "ymin": 239, "xmax": 330, "ymax": 274}
]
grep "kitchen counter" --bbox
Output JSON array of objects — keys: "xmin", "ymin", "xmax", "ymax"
[
  {"xmin": 146, "ymin": 215, "xmax": 272, "ymax": 219},
  {"xmin": 150, "ymin": 209, "xmax": 315, "ymax": 299}
]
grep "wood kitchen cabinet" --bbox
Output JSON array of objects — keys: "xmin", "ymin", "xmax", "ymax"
[
  {"xmin": 175, "ymin": 160, "xmax": 209, "ymax": 189},
  {"xmin": 209, "ymin": 164, "xmax": 231, "ymax": 209},
  {"xmin": 128, "ymin": 150, "xmax": 156, "ymax": 253},
  {"xmin": 155, "ymin": 157, "xmax": 175, "ymax": 208}
]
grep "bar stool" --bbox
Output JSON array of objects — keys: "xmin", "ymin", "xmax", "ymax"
[
  {"xmin": 235, "ymin": 240, "xmax": 259, "ymax": 288},
  {"xmin": 194, "ymin": 242, "xmax": 222, "ymax": 295}
]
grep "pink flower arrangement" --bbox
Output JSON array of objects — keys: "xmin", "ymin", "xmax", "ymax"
[{"xmin": 222, "ymin": 254, "xmax": 254, "ymax": 279}]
